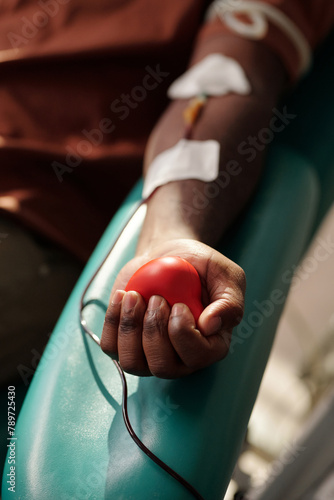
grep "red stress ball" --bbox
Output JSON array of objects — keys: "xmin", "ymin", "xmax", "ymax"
[{"xmin": 125, "ymin": 256, "xmax": 204, "ymax": 322}]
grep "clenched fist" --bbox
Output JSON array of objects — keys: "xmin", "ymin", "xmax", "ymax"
[{"xmin": 100, "ymin": 239, "xmax": 245, "ymax": 378}]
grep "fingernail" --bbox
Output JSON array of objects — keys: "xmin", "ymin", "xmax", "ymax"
[
  {"xmin": 171, "ymin": 303, "xmax": 185, "ymax": 317},
  {"xmin": 112, "ymin": 289, "xmax": 125, "ymax": 305},
  {"xmin": 206, "ymin": 316, "xmax": 222, "ymax": 335},
  {"xmin": 123, "ymin": 291, "xmax": 138, "ymax": 312},
  {"xmin": 148, "ymin": 295, "xmax": 162, "ymax": 311}
]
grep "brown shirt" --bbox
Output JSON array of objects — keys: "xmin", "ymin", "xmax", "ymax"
[{"xmin": 0, "ymin": 0, "xmax": 333, "ymax": 260}]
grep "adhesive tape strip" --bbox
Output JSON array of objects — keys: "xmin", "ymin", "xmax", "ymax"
[
  {"xmin": 142, "ymin": 139, "xmax": 220, "ymax": 199},
  {"xmin": 167, "ymin": 53, "xmax": 251, "ymax": 99}
]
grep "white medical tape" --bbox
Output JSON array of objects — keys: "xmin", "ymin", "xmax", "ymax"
[
  {"xmin": 142, "ymin": 139, "xmax": 220, "ymax": 199},
  {"xmin": 167, "ymin": 53, "xmax": 251, "ymax": 99}
]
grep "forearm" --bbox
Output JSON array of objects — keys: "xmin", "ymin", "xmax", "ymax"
[
  {"xmin": 137, "ymin": 34, "xmax": 287, "ymax": 255},
  {"xmin": 102, "ymin": 1, "xmax": 333, "ymax": 379}
]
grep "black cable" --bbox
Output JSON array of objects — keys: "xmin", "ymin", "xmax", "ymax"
[
  {"xmin": 113, "ymin": 359, "xmax": 205, "ymax": 500},
  {"xmin": 80, "ymin": 200, "xmax": 205, "ymax": 500}
]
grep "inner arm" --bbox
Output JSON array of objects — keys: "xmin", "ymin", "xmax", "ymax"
[{"xmin": 137, "ymin": 32, "xmax": 287, "ymax": 255}]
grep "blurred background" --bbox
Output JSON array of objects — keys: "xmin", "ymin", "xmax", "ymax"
[{"xmin": 225, "ymin": 202, "xmax": 334, "ymax": 499}]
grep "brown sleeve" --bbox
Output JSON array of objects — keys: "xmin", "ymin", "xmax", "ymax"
[{"xmin": 199, "ymin": 0, "xmax": 334, "ymax": 82}]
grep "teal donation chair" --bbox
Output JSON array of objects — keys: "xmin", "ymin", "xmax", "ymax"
[{"xmin": 2, "ymin": 33, "xmax": 334, "ymax": 500}]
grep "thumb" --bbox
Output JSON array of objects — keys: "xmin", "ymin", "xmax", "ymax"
[{"xmin": 198, "ymin": 296, "xmax": 244, "ymax": 337}]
